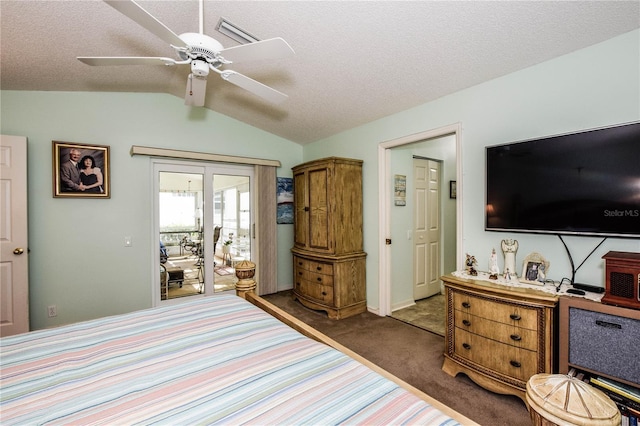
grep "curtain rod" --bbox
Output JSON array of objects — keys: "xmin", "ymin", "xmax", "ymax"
[{"xmin": 130, "ymin": 145, "xmax": 281, "ymax": 167}]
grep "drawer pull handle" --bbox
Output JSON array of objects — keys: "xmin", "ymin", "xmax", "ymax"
[
  {"xmin": 462, "ymin": 343, "xmax": 471, "ymax": 350},
  {"xmin": 510, "ymin": 314, "xmax": 521, "ymax": 321},
  {"xmin": 462, "ymin": 320, "xmax": 471, "ymax": 327},
  {"xmin": 298, "ymin": 271, "xmax": 303, "ymax": 275},
  {"xmin": 510, "ymin": 360, "xmax": 521, "ymax": 368},
  {"xmin": 298, "ymin": 261, "xmax": 303, "ymax": 266},
  {"xmin": 317, "ymin": 277, "xmax": 322, "ymax": 282},
  {"xmin": 510, "ymin": 334, "xmax": 522, "ymax": 341},
  {"xmin": 462, "ymin": 302, "xmax": 471, "ymax": 308},
  {"xmin": 322, "ymin": 291, "xmax": 327, "ymax": 296},
  {"xmin": 304, "ymin": 207, "xmax": 310, "ymax": 211},
  {"xmin": 316, "ymin": 266, "xmax": 322, "ymax": 271}
]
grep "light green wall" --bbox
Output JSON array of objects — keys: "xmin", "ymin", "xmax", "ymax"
[
  {"xmin": 1, "ymin": 91, "xmax": 302, "ymax": 329},
  {"xmin": 2, "ymin": 30, "xmax": 639, "ymax": 329},
  {"xmin": 304, "ymin": 30, "xmax": 640, "ymax": 308}
]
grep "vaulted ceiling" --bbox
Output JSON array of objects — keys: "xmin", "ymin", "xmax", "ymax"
[{"xmin": 1, "ymin": 1, "xmax": 638, "ymax": 145}]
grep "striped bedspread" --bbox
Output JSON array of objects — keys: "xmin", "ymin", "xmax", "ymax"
[{"xmin": 1, "ymin": 295, "xmax": 459, "ymax": 425}]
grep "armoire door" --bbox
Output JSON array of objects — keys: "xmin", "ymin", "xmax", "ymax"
[
  {"xmin": 293, "ymin": 171, "xmax": 308, "ymax": 248},
  {"xmin": 307, "ymin": 167, "xmax": 332, "ymax": 252}
]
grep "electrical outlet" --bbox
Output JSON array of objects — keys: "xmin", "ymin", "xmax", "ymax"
[{"xmin": 48, "ymin": 305, "xmax": 57, "ymax": 318}]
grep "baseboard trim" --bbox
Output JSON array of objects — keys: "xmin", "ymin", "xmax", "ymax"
[{"xmin": 391, "ymin": 299, "xmax": 416, "ymax": 312}]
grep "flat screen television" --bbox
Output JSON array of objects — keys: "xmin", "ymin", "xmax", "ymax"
[{"xmin": 485, "ymin": 122, "xmax": 640, "ymax": 238}]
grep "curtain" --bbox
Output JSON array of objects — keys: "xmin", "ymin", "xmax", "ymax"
[{"xmin": 255, "ymin": 165, "xmax": 277, "ymax": 295}]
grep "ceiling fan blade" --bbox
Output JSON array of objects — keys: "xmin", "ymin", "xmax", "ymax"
[
  {"xmin": 104, "ymin": 0, "xmax": 188, "ymax": 48},
  {"xmin": 77, "ymin": 57, "xmax": 178, "ymax": 66},
  {"xmin": 220, "ymin": 37, "xmax": 295, "ymax": 64},
  {"xmin": 185, "ymin": 74, "xmax": 207, "ymax": 107},
  {"xmin": 220, "ymin": 71, "xmax": 288, "ymax": 104}
]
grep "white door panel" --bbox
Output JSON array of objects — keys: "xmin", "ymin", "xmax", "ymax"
[
  {"xmin": 413, "ymin": 158, "xmax": 441, "ymax": 300},
  {"xmin": 0, "ymin": 135, "xmax": 29, "ymax": 336}
]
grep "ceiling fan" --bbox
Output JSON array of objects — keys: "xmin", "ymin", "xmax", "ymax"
[{"xmin": 77, "ymin": 0, "xmax": 295, "ymax": 106}]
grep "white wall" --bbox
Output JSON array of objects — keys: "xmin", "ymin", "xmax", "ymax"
[
  {"xmin": 304, "ymin": 30, "xmax": 640, "ymax": 309},
  {"xmin": 1, "ymin": 91, "xmax": 302, "ymax": 330}
]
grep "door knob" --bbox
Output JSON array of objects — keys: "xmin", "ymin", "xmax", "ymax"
[{"xmin": 13, "ymin": 248, "xmax": 25, "ymax": 255}]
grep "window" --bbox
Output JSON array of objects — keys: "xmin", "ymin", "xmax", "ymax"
[{"xmin": 153, "ymin": 161, "xmax": 254, "ymax": 305}]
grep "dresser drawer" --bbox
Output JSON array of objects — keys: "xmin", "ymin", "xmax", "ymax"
[
  {"xmin": 454, "ymin": 314, "xmax": 538, "ymax": 351},
  {"xmin": 453, "ymin": 291, "xmax": 538, "ymax": 330},
  {"xmin": 453, "ymin": 327, "xmax": 538, "ymax": 382}
]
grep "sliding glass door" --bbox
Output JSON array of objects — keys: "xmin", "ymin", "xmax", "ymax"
[{"xmin": 153, "ymin": 160, "xmax": 253, "ymax": 305}]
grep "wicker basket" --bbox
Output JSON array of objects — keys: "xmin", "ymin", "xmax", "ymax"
[{"xmin": 526, "ymin": 374, "xmax": 620, "ymax": 426}]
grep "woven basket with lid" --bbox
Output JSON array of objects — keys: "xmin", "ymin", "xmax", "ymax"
[{"xmin": 526, "ymin": 374, "xmax": 621, "ymax": 426}]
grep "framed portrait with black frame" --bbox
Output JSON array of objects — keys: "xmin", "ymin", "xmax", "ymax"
[{"xmin": 53, "ymin": 141, "xmax": 110, "ymax": 198}]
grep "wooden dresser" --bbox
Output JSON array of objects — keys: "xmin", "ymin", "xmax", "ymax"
[
  {"xmin": 291, "ymin": 157, "xmax": 366, "ymax": 319},
  {"xmin": 441, "ymin": 274, "xmax": 558, "ymax": 402}
]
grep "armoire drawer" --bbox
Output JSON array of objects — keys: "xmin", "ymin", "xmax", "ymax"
[
  {"xmin": 296, "ymin": 280, "xmax": 334, "ymax": 304},
  {"xmin": 453, "ymin": 291, "xmax": 538, "ymax": 330},
  {"xmin": 294, "ymin": 257, "xmax": 334, "ymax": 276},
  {"xmin": 453, "ymin": 327, "xmax": 538, "ymax": 382},
  {"xmin": 454, "ymin": 314, "xmax": 538, "ymax": 351}
]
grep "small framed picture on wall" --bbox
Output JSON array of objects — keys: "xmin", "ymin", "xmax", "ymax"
[{"xmin": 53, "ymin": 141, "xmax": 110, "ymax": 198}]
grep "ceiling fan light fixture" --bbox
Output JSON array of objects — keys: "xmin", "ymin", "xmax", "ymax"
[{"xmin": 216, "ymin": 18, "xmax": 260, "ymax": 44}]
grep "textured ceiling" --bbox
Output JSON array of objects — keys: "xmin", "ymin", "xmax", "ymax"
[{"xmin": 1, "ymin": 1, "xmax": 639, "ymax": 145}]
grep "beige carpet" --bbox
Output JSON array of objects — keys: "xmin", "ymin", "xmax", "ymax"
[{"xmin": 391, "ymin": 293, "xmax": 445, "ymax": 336}]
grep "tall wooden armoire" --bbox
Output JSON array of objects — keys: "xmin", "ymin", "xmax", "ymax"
[{"xmin": 291, "ymin": 157, "xmax": 367, "ymax": 319}]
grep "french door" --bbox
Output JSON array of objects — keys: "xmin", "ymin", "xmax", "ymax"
[{"xmin": 153, "ymin": 160, "xmax": 254, "ymax": 305}]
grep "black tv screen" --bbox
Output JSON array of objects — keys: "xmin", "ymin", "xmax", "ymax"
[{"xmin": 485, "ymin": 122, "xmax": 640, "ymax": 238}]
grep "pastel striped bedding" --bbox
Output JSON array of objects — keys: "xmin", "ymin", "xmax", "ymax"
[{"xmin": 1, "ymin": 295, "xmax": 459, "ymax": 425}]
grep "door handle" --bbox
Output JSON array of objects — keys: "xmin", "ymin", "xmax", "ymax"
[{"xmin": 13, "ymin": 248, "xmax": 25, "ymax": 255}]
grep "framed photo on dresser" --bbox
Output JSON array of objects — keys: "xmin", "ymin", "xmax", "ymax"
[{"xmin": 53, "ymin": 141, "xmax": 110, "ymax": 198}]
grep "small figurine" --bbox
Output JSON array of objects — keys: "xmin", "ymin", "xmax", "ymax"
[
  {"xmin": 501, "ymin": 239, "xmax": 518, "ymax": 277},
  {"xmin": 465, "ymin": 253, "xmax": 478, "ymax": 276},
  {"xmin": 504, "ymin": 268, "xmax": 512, "ymax": 280},
  {"xmin": 489, "ymin": 248, "xmax": 500, "ymax": 279}
]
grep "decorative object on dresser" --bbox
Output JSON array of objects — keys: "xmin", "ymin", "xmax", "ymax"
[
  {"xmin": 465, "ymin": 253, "xmax": 478, "ymax": 276},
  {"xmin": 520, "ymin": 252, "xmax": 549, "ymax": 285},
  {"xmin": 441, "ymin": 274, "xmax": 558, "ymax": 403},
  {"xmin": 501, "ymin": 239, "xmax": 519, "ymax": 278},
  {"xmin": 488, "ymin": 248, "xmax": 500, "ymax": 279},
  {"xmin": 291, "ymin": 157, "xmax": 366, "ymax": 319},
  {"xmin": 601, "ymin": 251, "xmax": 640, "ymax": 310}
]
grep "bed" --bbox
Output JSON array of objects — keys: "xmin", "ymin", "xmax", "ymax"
[{"xmin": 0, "ymin": 292, "xmax": 476, "ymax": 425}]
